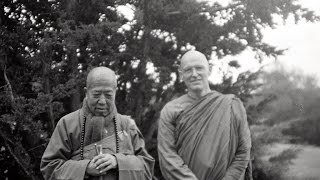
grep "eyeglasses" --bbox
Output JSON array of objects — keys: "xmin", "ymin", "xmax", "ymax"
[{"xmin": 181, "ymin": 66, "xmax": 206, "ymax": 76}]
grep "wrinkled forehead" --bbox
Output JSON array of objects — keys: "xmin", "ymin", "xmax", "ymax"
[
  {"xmin": 87, "ymin": 73, "xmax": 116, "ymax": 89},
  {"xmin": 180, "ymin": 51, "xmax": 209, "ymax": 69}
]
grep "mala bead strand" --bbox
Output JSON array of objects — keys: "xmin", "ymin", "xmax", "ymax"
[
  {"xmin": 80, "ymin": 115, "xmax": 86, "ymax": 160},
  {"xmin": 114, "ymin": 116, "xmax": 119, "ymax": 153}
]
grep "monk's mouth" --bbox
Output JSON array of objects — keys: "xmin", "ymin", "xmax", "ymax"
[
  {"xmin": 190, "ymin": 79, "xmax": 202, "ymax": 83},
  {"xmin": 96, "ymin": 108, "xmax": 107, "ymax": 111}
]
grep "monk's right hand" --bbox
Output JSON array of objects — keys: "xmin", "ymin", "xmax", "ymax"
[{"xmin": 86, "ymin": 159, "xmax": 106, "ymax": 176}]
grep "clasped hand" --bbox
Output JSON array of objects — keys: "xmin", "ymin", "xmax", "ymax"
[{"xmin": 86, "ymin": 154, "xmax": 118, "ymax": 176}]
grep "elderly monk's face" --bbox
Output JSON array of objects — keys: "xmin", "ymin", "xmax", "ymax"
[
  {"xmin": 86, "ymin": 73, "xmax": 116, "ymax": 116},
  {"xmin": 180, "ymin": 52, "xmax": 211, "ymax": 92}
]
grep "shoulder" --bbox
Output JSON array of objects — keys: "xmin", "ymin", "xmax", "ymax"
[
  {"xmin": 224, "ymin": 95, "xmax": 247, "ymax": 123},
  {"xmin": 55, "ymin": 110, "xmax": 80, "ymax": 130},
  {"xmin": 117, "ymin": 114, "xmax": 139, "ymax": 131},
  {"xmin": 219, "ymin": 93, "xmax": 236, "ymax": 101},
  {"xmin": 162, "ymin": 94, "xmax": 189, "ymax": 113},
  {"xmin": 159, "ymin": 94, "xmax": 192, "ymax": 125},
  {"xmin": 215, "ymin": 92, "xmax": 245, "ymax": 113},
  {"xmin": 229, "ymin": 95, "xmax": 245, "ymax": 109},
  {"xmin": 217, "ymin": 93, "xmax": 243, "ymax": 106}
]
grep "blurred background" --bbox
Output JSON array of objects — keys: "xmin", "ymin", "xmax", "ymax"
[{"xmin": 0, "ymin": 0, "xmax": 319, "ymax": 179}]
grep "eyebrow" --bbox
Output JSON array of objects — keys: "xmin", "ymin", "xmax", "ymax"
[
  {"xmin": 183, "ymin": 65, "xmax": 205, "ymax": 69},
  {"xmin": 92, "ymin": 90, "xmax": 113, "ymax": 93}
]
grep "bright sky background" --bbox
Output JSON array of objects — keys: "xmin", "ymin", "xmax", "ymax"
[
  {"xmin": 263, "ymin": 0, "xmax": 320, "ymax": 76},
  {"xmin": 208, "ymin": 0, "xmax": 320, "ymax": 84}
]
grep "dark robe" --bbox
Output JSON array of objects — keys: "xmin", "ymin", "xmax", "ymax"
[
  {"xmin": 41, "ymin": 100, "xmax": 154, "ymax": 180},
  {"xmin": 158, "ymin": 91, "xmax": 252, "ymax": 180}
]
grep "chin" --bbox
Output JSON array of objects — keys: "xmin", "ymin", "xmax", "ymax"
[
  {"xmin": 189, "ymin": 86, "xmax": 203, "ymax": 91},
  {"xmin": 94, "ymin": 109, "xmax": 108, "ymax": 115}
]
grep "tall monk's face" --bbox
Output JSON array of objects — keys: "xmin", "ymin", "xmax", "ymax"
[
  {"xmin": 85, "ymin": 69, "xmax": 116, "ymax": 116},
  {"xmin": 180, "ymin": 51, "xmax": 211, "ymax": 92}
]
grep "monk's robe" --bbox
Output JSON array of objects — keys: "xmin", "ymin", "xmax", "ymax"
[
  {"xmin": 41, "ymin": 100, "xmax": 154, "ymax": 180},
  {"xmin": 158, "ymin": 91, "xmax": 252, "ymax": 180}
]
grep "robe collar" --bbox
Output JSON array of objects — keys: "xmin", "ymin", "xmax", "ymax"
[{"xmin": 81, "ymin": 98, "xmax": 118, "ymax": 146}]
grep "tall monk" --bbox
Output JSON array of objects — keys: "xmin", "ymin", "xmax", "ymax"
[
  {"xmin": 41, "ymin": 67, "xmax": 154, "ymax": 180},
  {"xmin": 158, "ymin": 50, "xmax": 252, "ymax": 180}
]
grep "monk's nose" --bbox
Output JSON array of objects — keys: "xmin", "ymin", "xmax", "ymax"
[
  {"xmin": 190, "ymin": 68, "xmax": 198, "ymax": 76},
  {"xmin": 98, "ymin": 95, "xmax": 107, "ymax": 105}
]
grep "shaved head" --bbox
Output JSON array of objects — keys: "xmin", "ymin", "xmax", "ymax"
[
  {"xmin": 86, "ymin": 67, "xmax": 117, "ymax": 90},
  {"xmin": 180, "ymin": 50, "xmax": 209, "ymax": 69}
]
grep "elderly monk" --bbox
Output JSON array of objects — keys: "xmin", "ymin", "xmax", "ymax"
[
  {"xmin": 158, "ymin": 50, "xmax": 252, "ymax": 180},
  {"xmin": 41, "ymin": 67, "xmax": 154, "ymax": 180}
]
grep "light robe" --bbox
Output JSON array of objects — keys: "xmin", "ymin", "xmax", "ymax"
[
  {"xmin": 41, "ymin": 106, "xmax": 154, "ymax": 180},
  {"xmin": 158, "ymin": 91, "xmax": 252, "ymax": 180}
]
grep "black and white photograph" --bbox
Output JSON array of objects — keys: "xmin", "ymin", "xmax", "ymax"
[{"xmin": 0, "ymin": 0, "xmax": 320, "ymax": 180}]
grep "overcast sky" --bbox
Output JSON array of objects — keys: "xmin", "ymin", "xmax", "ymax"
[
  {"xmin": 118, "ymin": 0, "xmax": 320, "ymax": 84},
  {"xmin": 209, "ymin": 0, "xmax": 320, "ymax": 84},
  {"xmin": 263, "ymin": 0, "xmax": 320, "ymax": 76}
]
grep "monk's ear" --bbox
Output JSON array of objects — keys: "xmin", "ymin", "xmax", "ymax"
[{"xmin": 178, "ymin": 70, "xmax": 183, "ymax": 81}]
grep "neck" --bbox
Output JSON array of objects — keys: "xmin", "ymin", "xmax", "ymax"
[{"xmin": 188, "ymin": 87, "xmax": 211, "ymax": 99}]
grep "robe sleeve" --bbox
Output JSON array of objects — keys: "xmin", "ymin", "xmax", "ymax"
[
  {"xmin": 157, "ymin": 105, "xmax": 198, "ymax": 180},
  {"xmin": 223, "ymin": 98, "xmax": 252, "ymax": 180},
  {"xmin": 114, "ymin": 119, "xmax": 155, "ymax": 180},
  {"xmin": 40, "ymin": 118, "xmax": 90, "ymax": 180}
]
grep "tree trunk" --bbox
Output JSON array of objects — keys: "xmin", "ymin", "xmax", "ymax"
[
  {"xmin": 134, "ymin": 0, "xmax": 152, "ymax": 127},
  {"xmin": 41, "ymin": 51, "xmax": 55, "ymax": 132}
]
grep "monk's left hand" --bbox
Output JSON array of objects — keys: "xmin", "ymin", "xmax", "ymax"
[{"xmin": 92, "ymin": 154, "xmax": 118, "ymax": 173}]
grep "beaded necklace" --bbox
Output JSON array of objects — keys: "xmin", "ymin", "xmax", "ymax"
[{"xmin": 80, "ymin": 115, "xmax": 119, "ymax": 160}]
